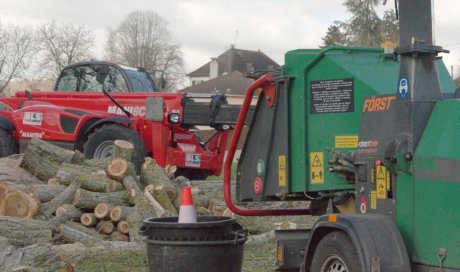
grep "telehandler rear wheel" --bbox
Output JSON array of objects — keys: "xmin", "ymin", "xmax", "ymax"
[
  {"xmin": 310, "ymin": 231, "xmax": 361, "ymax": 272},
  {"xmin": 84, "ymin": 124, "xmax": 145, "ymax": 171},
  {"xmin": 0, "ymin": 128, "xmax": 17, "ymax": 157}
]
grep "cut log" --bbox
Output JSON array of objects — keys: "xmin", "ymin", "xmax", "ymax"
[
  {"xmin": 110, "ymin": 231, "xmax": 129, "ymax": 242},
  {"xmin": 0, "ymin": 241, "xmax": 144, "ymax": 271},
  {"xmin": 112, "ymin": 140, "xmax": 134, "ymax": 162},
  {"xmin": 19, "ymin": 138, "xmax": 82, "ymax": 181},
  {"xmin": 55, "ymin": 204, "xmax": 82, "ymax": 220},
  {"xmin": 126, "ymin": 211, "xmax": 143, "ymax": 244},
  {"xmin": 47, "ymin": 177, "xmax": 60, "ymax": 186},
  {"xmin": 107, "ymin": 158, "xmax": 129, "ymax": 182},
  {"xmin": 123, "ymin": 176, "xmax": 156, "ymax": 218},
  {"xmin": 0, "ymin": 182, "xmax": 9, "ymax": 198},
  {"xmin": 117, "ymin": 220, "xmax": 129, "ymax": 234},
  {"xmin": 39, "ymin": 179, "xmax": 80, "ymax": 218},
  {"xmin": 0, "ymin": 216, "xmax": 52, "ymax": 246},
  {"xmin": 83, "ymin": 159, "xmax": 108, "ymax": 171},
  {"xmin": 80, "ymin": 213, "xmax": 98, "ymax": 227},
  {"xmin": 140, "ymin": 157, "xmax": 171, "ymax": 186},
  {"xmin": 144, "ymin": 189, "xmax": 169, "ymax": 217},
  {"xmin": 59, "ymin": 221, "xmax": 105, "ymax": 245},
  {"xmin": 25, "ymin": 184, "xmax": 66, "ymax": 203},
  {"xmin": 0, "ymin": 157, "xmax": 43, "ymax": 185},
  {"xmin": 56, "ymin": 163, "xmax": 109, "ymax": 192},
  {"xmin": 123, "ymin": 176, "xmax": 144, "ymax": 203},
  {"xmin": 106, "ymin": 179, "xmax": 124, "ymax": 192},
  {"xmin": 94, "ymin": 203, "xmax": 113, "ymax": 219},
  {"xmin": 110, "ymin": 206, "xmax": 135, "ymax": 222},
  {"xmin": 145, "ymin": 184, "xmax": 177, "ymax": 215},
  {"xmin": 72, "ymin": 189, "xmax": 129, "ymax": 209},
  {"xmin": 0, "ymin": 191, "xmax": 40, "ymax": 218},
  {"xmin": 96, "ymin": 220, "xmax": 115, "ymax": 235}
]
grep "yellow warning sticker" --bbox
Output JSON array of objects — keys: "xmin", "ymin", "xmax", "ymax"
[
  {"xmin": 386, "ymin": 170, "xmax": 391, "ymax": 191},
  {"xmin": 370, "ymin": 168, "xmax": 375, "ymax": 183},
  {"xmin": 278, "ymin": 155, "xmax": 286, "ymax": 187},
  {"xmin": 376, "ymin": 166, "xmax": 387, "ymax": 199},
  {"xmin": 310, "ymin": 152, "xmax": 324, "ymax": 184},
  {"xmin": 371, "ymin": 191, "xmax": 377, "ymax": 209},
  {"xmin": 335, "ymin": 136, "xmax": 359, "ymax": 148}
]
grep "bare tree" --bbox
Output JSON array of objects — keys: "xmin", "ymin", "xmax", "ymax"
[
  {"xmin": 39, "ymin": 21, "xmax": 95, "ymax": 79},
  {"xmin": 0, "ymin": 21, "xmax": 38, "ymax": 93},
  {"xmin": 105, "ymin": 10, "xmax": 184, "ymax": 91}
]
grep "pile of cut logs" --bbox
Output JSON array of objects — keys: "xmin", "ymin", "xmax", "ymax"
[{"xmin": 0, "ymin": 138, "xmax": 232, "ymax": 249}]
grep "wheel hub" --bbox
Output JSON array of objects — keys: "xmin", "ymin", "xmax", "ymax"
[
  {"xmin": 321, "ymin": 255, "xmax": 349, "ymax": 272},
  {"xmin": 93, "ymin": 140, "xmax": 113, "ymax": 159}
]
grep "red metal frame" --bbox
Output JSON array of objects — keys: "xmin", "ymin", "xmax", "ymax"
[{"xmin": 224, "ymin": 73, "xmax": 312, "ymax": 216}]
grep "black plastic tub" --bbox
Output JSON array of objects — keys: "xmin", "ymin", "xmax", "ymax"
[{"xmin": 141, "ymin": 216, "xmax": 247, "ymax": 272}]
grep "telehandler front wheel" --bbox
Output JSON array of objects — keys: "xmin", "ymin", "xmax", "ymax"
[
  {"xmin": 84, "ymin": 124, "xmax": 145, "ymax": 171},
  {"xmin": 0, "ymin": 128, "xmax": 17, "ymax": 157},
  {"xmin": 310, "ymin": 231, "xmax": 361, "ymax": 272}
]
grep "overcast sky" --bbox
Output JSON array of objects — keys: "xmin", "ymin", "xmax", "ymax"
[{"xmin": 1, "ymin": 0, "xmax": 460, "ymax": 77}]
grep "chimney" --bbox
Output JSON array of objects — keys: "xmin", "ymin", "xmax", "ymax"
[{"xmin": 209, "ymin": 58, "xmax": 218, "ymax": 79}]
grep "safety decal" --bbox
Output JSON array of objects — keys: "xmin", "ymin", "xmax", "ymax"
[
  {"xmin": 257, "ymin": 159, "xmax": 265, "ymax": 176},
  {"xmin": 376, "ymin": 165, "xmax": 387, "ymax": 199},
  {"xmin": 370, "ymin": 191, "xmax": 377, "ymax": 209},
  {"xmin": 185, "ymin": 154, "xmax": 201, "ymax": 167},
  {"xmin": 398, "ymin": 77, "xmax": 409, "ymax": 99},
  {"xmin": 23, "ymin": 112, "xmax": 43, "ymax": 126},
  {"xmin": 335, "ymin": 135, "xmax": 358, "ymax": 148},
  {"xmin": 278, "ymin": 156, "xmax": 286, "ymax": 187},
  {"xmin": 359, "ymin": 195, "xmax": 367, "ymax": 214},
  {"xmin": 310, "ymin": 152, "xmax": 324, "ymax": 184}
]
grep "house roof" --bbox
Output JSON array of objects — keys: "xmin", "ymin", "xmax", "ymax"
[
  {"xmin": 181, "ymin": 71, "xmax": 254, "ymax": 95},
  {"xmin": 187, "ymin": 46, "xmax": 280, "ymax": 77}
]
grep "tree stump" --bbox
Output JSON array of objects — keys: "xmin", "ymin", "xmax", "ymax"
[{"xmin": 116, "ymin": 220, "xmax": 129, "ymax": 234}]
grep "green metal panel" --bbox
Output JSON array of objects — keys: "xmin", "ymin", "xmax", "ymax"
[
  {"xmin": 283, "ymin": 46, "xmax": 455, "ymax": 194},
  {"xmin": 408, "ymin": 100, "xmax": 460, "ymax": 267},
  {"xmin": 285, "ymin": 47, "xmax": 402, "ymax": 193}
]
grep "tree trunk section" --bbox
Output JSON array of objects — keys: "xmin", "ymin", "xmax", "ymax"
[
  {"xmin": 0, "ymin": 216, "xmax": 52, "ymax": 246},
  {"xmin": 72, "ymin": 189, "xmax": 129, "ymax": 209},
  {"xmin": 116, "ymin": 220, "xmax": 129, "ymax": 234},
  {"xmin": 59, "ymin": 221, "xmax": 105, "ymax": 245},
  {"xmin": 94, "ymin": 203, "xmax": 113, "ymax": 219},
  {"xmin": 140, "ymin": 157, "xmax": 171, "ymax": 186},
  {"xmin": 96, "ymin": 220, "xmax": 114, "ymax": 235},
  {"xmin": 55, "ymin": 204, "xmax": 82, "ymax": 220},
  {"xmin": 56, "ymin": 163, "xmax": 108, "ymax": 192},
  {"xmin": 107, "ymin": 158, "xmax": 129, "ymax": 182},
  {"xmin": 0, "ymin": 191, "xmax": 40, "ymax": 218},
  {"xmin": 112, "ymin": 140, "xmax": 134, "ymax": 162},
  {"xmin": 106, "ymin": 179, "xmax": 124, "ymax": 192},
  {"xmin": 110, "ymin": 231, "xmax": 129, "ymax": 242},
  {"xmin": 80, "ymin": 213, "xmax": 98, "ymax": 227},
  {"xmin": 25, "ymin": 184, "xmax": 66, "ymax": 203},
  {"xmin": 145, "ymin": 184, "xmax": 177, "ymax": 215},
  {"xmin": 39, "ymin": 179, "xmax": 80, "ymax": 218},
  {"xmin": 19, "ymin": 138, "xmax": 82, "ymax": 181},
  {"xmin": 110, "ymin": 206, "xmax": 135, "ymax": 222}
]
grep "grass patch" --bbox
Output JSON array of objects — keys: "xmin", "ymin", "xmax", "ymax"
[{"xmin": 75, "ymin": 252, "xmax": 148, "ymax": 272}]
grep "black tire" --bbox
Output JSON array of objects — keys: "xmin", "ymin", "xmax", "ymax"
[
  {"xmin": 310, "ymin": 231, "xmax": 362, "ymax": 272},
  {"xmin": 175, "ymin": 168, "xmax": 209, "ymax": 181},
  {"xmin": 0, "ymin": 128, "xmax": 17, "ymax": 157},
  {"xmin": 83, "ymin": 124, "xmax": 145, "ymax": 171}
]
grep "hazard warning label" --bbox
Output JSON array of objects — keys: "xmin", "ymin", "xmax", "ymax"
[
  {"xmin": 278, "ymin": 155, "xmax": 286, "ymax": 187},
  {"xmin": 376, "ymin": 165, "xmax": 386, "ymax": 199},
  {"xmin": 310, "ymin": 152, "xmax": 324, "ymax": 184}
]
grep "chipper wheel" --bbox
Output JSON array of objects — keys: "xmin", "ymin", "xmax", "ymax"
[{"xmin": 310, "ymin": 231, "xmax": 361, "ymax": 272}]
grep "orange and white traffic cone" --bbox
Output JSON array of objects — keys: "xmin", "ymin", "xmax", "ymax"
[{"xmin": 178, "ymin": 186, "xmax": 197, "ymax": 223}]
